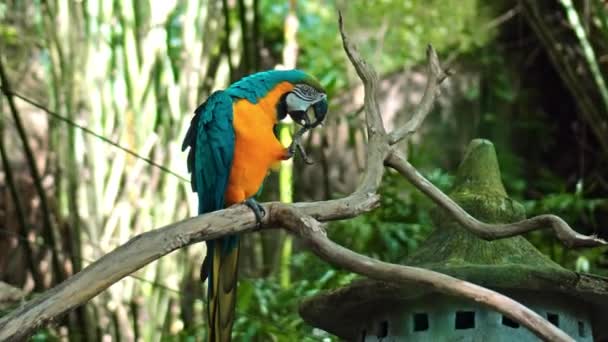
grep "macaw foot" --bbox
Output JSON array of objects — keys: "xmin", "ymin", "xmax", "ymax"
[
  {"xmin": 285, "ymin": 126, "xmax": 314, "ymax": 164},
  {"xmin": 244, "ymin": 198, "xmax": 266, "ymax": 227}
]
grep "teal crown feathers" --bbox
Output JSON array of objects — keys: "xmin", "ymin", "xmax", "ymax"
[{"xmin": 226, "ymin": 69, "xmax": 324, "ymax": 104}]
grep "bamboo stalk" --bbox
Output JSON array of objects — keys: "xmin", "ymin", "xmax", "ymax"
[
  {"xmin": 559, "ymin": 0, "xmax": 608, "ymax": 114},
  {"xmin": 237, "ymin": 0, "xmax": 251, "ymax": 73},
  {"xmin": 521, "ymin": 1, "xmax": 608, "ymax": 157},
  {"xmin": 47, "ymin": 2, "xmax": 91, "ymax": 339},
  {"xmin": 0, "ymin": 99, "xmax": 44, "ymax": 291},
  {"xmin": 222, "ymin": 0, "xmax": 235, "ymax": 79},
  {"xmin": 0, "ymin": 57, "xmax": 65, "ymax": 283},
  {"xmin": 278, "ymin": 0, "xmax": 299, "ymax": 289}
]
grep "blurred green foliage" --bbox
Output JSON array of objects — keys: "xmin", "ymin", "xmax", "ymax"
[
  {"xmin": 261, "ymin": 0, "xmax": 497, "ymax": 96},
  {"xmin": 329, "ymin": 168, "xmax": 453, "ymax": 263}
]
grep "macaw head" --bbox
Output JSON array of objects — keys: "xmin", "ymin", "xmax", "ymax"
[{"xmin": 277, "ymin": 78, "xmax": 328, "ymax": 129}]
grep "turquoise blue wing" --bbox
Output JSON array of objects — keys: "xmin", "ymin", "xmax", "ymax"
[
  {"xmin": 182, "ymin": 91, "xmax": 239, "ymax": 341},
  {"xmin": 182, "ymin": 89, "xmax": 237, "ymax": 283},
  {"xmin": 182, "ymin": 90, "xmax": 235, "ymax": 214}
]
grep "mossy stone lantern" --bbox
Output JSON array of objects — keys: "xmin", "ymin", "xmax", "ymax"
[{"xmin": 300, "ymin": 139, "xmax": 608, "ymax": 341}]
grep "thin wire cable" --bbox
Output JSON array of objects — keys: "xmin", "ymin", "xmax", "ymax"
[{"xmin": 0, "ymin": 87, "xmax": 190, "ymax": 183}]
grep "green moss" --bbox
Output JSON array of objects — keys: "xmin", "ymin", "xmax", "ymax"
[
  {"xmin": 409, "ymin": 139, "xmax": 572, "ymax": 280},
  {"xmin": 451, "ymin": 139, "xmax": 507, "ymax": 197}
]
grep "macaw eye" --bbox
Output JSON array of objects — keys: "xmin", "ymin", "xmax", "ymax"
[{"xmin": 313, "ymin": 99, "xmax": 328, "ymax": 121}]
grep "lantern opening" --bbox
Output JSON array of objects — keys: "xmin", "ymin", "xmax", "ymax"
[
  {"xmin": 547, "ymin": 313, "xmax": 559, "ymax": 327},
  {"xmin": 455, "ymin": 311, "xmax": 475, "ymax": 330},
  {"xmin": 413, "ymin": 313, "xmax": 429, "ymax": 332}
]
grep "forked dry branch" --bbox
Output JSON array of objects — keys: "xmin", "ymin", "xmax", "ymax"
[{"xmin": 0, "ymin": 13, "xmax": 604, "ymax": 342}]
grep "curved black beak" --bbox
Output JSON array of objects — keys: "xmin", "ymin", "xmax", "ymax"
[
  {"xmin": 287, "ymin": 97, "xmax": 328, "ymax": 129},
  {"xmin": 287, "ymin": 110, "xmax": 310, "ymax": 127}
]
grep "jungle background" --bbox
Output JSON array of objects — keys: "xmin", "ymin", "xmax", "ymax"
[{"xmin": 1, "ymin": 0, "xmax": 607, "ymax": 341}]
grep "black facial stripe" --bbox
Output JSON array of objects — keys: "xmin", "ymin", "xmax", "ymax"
[{"xmin": 293, "ymin": 84, "xmax": 320, "ymax": 101}]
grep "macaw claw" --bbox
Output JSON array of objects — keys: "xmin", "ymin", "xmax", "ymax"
[
  {"xmin": 296, "ymin": 140, "xmax": 314, "ymax": 164},
  {"xmin": 244, "ymin": 198, "xmax": 266, "ymax": 227},
  {"xmin": 286, "ymin": 126, "xmax": 314, "ymax": 164}
]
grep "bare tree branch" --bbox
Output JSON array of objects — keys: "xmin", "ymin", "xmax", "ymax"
[
  {"xmin": 339, "ymin": 11, "xmax": 386, "ymax": 138},
  {"xmin": 0, "ymin": 196, "xmax": 576, "ymax": 342},
  {"xmin": 273, "ymin": 205, "xmax": 574, "ymax": 342},
  {"xmin": 0, "ymin": 197, "xmax": 382, "ymax": 341},
  {"xmin": 388, "ymin": 45, "xmax": 449, "ymax": 145},
  {"xmin": 386, "ymin": 150, "xmax": 607, "ymax": 247},
  {"xmin": 338, "ymin": 11, "xmax": 390, "ymax": 194}
]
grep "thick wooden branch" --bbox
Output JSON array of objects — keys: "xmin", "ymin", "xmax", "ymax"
[
  {"xmin": 386, "ymin": 150, "xmax": 607, "ymax": 247},
  {"xmin": 0, "ymin": 196, "xmax": 381, "ymax": 341},
  {"xmin": 273, "ymin": 205, "xmax": 574, "ymax": 342},
  {"xmin": 0, "ymin": 207, "xmax": 251, "ymax": 341}
]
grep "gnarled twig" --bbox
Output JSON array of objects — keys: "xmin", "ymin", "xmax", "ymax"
[
  {"xmin": 388, "ymin": 45, "xmax": 449, "ymax": 145},
  {"xmin": 339, "ymin": 11, "xmax": 385, "ymax": 137}
]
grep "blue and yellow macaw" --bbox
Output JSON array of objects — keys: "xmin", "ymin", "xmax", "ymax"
[{"xmin": 182, "ymin": 70, "xmax": 327, "ymax": 341}]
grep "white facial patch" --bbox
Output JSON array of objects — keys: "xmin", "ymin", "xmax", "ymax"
[
  {"xmin": 286, "ymin": 92, "xmax": 310, "ymax": 112},
  {"xmin": 287, "ymin": 84, "xmax": 325, "ymax": 111}
]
